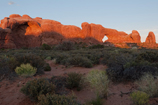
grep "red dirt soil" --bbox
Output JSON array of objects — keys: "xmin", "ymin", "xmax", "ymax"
[{"xmin": 0, "ymin": 60, "xmax": 158, "ymax": 105}]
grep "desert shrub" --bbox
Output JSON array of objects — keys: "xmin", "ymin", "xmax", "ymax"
[
  {"xmin": 66, "ymin": 55, "xmax": 93, "ymax": 68},
  {"xmin": 106, "ymin": 53, "xmax": 134, "ymax": 82},
  {"xmin": 54, "ymin": 53, "xmax": 70, "ymax": 64},
  {"xmin": 14, "ymin": 53, "xmax": 46, "ymax": 74},
  {"xmin": 135, "ymin": 73, "xmax": 158, "ymax": 97},
  {"xmin": 66, "ymin": 72, "xmax": 83, "ymax": 90},
  {"xmin": 0, "ymin": 56, "xmax": 18, "ymax": 79},
  {"xmin": 45, "ymin": 56, "xmax": 51, "ymax": 60},
  {"xmin": 51, "ymin": 76, "xmax": 66, "ymax": 88},
  {"xmin": 130, "ymin": 91, "xmax": 149, "ymax": 105},
  {"xmin": 86, "ymin": 97, "xmax": 103, "ymax": 105},
  {"xmin": 89, "ymin": 44, "xmax": 104, "ymax": 49},
  {"xmin": 87, "ymin": 51, "xmax": 103, "ymax": 65},
  {"xmin": 21, "ymin": 78, "xmax": 55, "ymax": 101},
  {"xmin": 37, "ymin": 94, "xmax": 79, "ymax": 105},
  {"xmin": 86, "ymin": 70, "xmax": 109, "ymax": 98},
  {"xmin": 136, "ymin": 51, "xmax": 158, "ymax": 62},
  {"xmin": 15, "ymin": 63, "xmax": 37, "ymax": 77},
  {"xmin": 50, "ymin": 76, "xmax": 67, "ymax": 94},
  {"xmin": 55, "ymin": 41, "xmax": 74, "ymax": 51},
  {"xmin": 41, "ymin": 43, "xmax": 51, "ymax": 50},
  {"xmin": 44, "ymin": 63, "xmax": 51, "ymax": 71}
]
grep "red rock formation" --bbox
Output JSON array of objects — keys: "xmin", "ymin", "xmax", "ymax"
[
  {"xmin": 41, "ymin": 19, "xmax": 62, "ymax": 34},
  {"xmin": 9, "ymin": 14, "xmax": 21, "ymax": 18},
  {"xmin": 0, "ymin": 14, "xmax": 157, "ymax": 49},
  {"xmin": 130, "ymin": 30, "xmax": 141, "ymax": 43},
  {"xmin": 22, "ymin": 14, "xmax": 32, "ymax": 19},
  {"xmin": 61, "ymin": 25, "xmax": 82, "ymax": 38},
  {"xmin": 145, "ymin": 31, "xmax": 156, "ymax": 44},
  {"xmin": 81, "ymin": 22, "xmax": 91, "ymax": 38}
]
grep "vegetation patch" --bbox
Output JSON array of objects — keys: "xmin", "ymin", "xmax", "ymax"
[
  {"xmin": 130, "ymin": 91, "xmax": 149, "ymax": 105},
  {"xmin": 66, "ymin": 72, "xmax": 83, "ymax": 91},
  {"xmin": 21, "ymin": 78, "xmax": 55, "ymax": 101},
  {"xmin": 86, "ymin": 70, "xmax": 109, "ymax": 98},
  {"xmin": 37, "ymin": 93, "xmax": 79, "ymax": 105},
  {"xmin": 15, "ymin": 63, "xmax": 37, "ymax": 77}
]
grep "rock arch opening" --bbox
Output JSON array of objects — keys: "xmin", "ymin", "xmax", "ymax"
[{"xmin": 102, "ymin": 35, "xmax": 108, "ymax": 42}]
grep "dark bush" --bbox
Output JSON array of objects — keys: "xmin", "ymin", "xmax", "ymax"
[
  {"xmin": 21, "ymin": 78, "xmax": 55, "ymax": 101},
  {"xmin": 66, "ymin": 72, "xmax": 83, "ymax": 90},
  {"xmin": 89, "ymin": 44, "xmax": 104, "ymax": 49},
  {"xmin": 136, "ymin": 51, "xmax": 158, "ymax": 62},
  {"xmin": 54, "ymin": 53, "xmax": 70, "ymax": 65},
  {"xmin": 14, "ymin": 53, "xmax": 46, "ymax": 74},
  {"xmin": 44, "ymin": 63, "xmax": 51, "ymax": 71},
  {"xmin": 37, "ymin": 94, "xmax": 79, "ymax": 105},
  {"xmin": 0, "ymin": 56, "xmax": 18, "ymax": 79},
  {"xmin": 87, "ymin": 51, "xmax": 103, "ymax": 65},
  {"xmin": 41, "ymin": 44, "xmax": 51, "ymax": 50},
  {"xmin": 66, "ymin": 55, "xmax": 93, "ymax": 68},
  {"xmin": 55, "ymin": 41, "xmax": 74, "ymax": 51},
  {"xmin": 123, "ymin": 66, "xmax": 158, "ymax": 80},
  {"xmin": 50, "ymin": 76, "xmax": 67, "ymax": 94}
]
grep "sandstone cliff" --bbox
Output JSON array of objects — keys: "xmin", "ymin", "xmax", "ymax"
[{"xmin": 0, "ymin": 14, "xmax": 157, "ymax": 49}]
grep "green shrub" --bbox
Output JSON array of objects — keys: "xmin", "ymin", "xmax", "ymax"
[
  {"xmin": 42, "ymin": 44, "xmax": 51, "ymax": 50},
  {"xmin": 0, "ymin": 56, "xmax": 18, "ymax": 78},
  {"xmin": 50, "ymin": 76, "xmax": 67, "ymax": 94},
  {"xmin": 130, "ymin": 91, "xmax": 149, "ymax": 105},
  {"xmin": 55, "ymin": 53, "xmax": 70, "ymax": 64},
  {"xmin": 87, "ymin": 51, "xmax": 103, "ymax": 65},
  {"xmin": 89, "ymin": 44, "xmax": 104, "ymax": 49},
  {"xmin": 86, "ymin": 97, "xmax": 103, "ymax": 105},
  {"xmin": 55, "ymin": 41, "xmax": 74, "ymax": 51},
  {"xmin": 66, "ymin": 55, "xmax": 93, "ymax": 68},
  {"xmin": 86, "ymin": 70, "xmax": 109, "ymax": 98},
  {"xmin": 136, "ymin": 51, "xmax": 158, "ymax": 63},
  {"xmin": 15, "ymin": 63, "xmax": 37, "ymax": 77},
  {"xmin": 66, "ymin": 72, "xmax": 83, "ymax": 90},
  {"xmin": 44, "ymin": 63, "xmax": 51, "ymax": 71},
  {"xmin": 45, "ymin": 56, "xmax": 51, "ymax": 60},
  {"xmin": 37, "ymin": 94, "xmax": 79, "ymax": 105},
  {"xmin": 135, "ymin": 73, "xmax": 158, "ymax": 97},
  {"xmin": 21, "ymin": 78, "xmax": 55, "ymax": 101},
  {"xmin": 14, "ymin": 53, "xmax": 46, "ymax": 74}
]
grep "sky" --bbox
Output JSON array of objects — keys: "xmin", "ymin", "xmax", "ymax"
[{"xmin": 0, "ymin": 0, "xmax": 158, "ymax": 42}]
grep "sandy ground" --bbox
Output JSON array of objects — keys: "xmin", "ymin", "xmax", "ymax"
[{"xmin": 0, "ymin": 60, "xmax": 158, "ymax": 105}]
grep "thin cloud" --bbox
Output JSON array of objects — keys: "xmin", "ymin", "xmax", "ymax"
[{"xmin": 8, "ymin": 1, "xmax": 15, "ymax": 5}]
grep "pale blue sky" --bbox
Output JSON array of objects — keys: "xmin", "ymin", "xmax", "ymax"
[{"xmin": 0, "ymin": 0, "xmax": 158, "ymax": 42}]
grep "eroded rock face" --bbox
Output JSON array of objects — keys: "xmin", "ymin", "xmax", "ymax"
[
  {"xmin": 0, "ymin": 14, "xmax": 157, "ymax": 49},
  {"xmin": 130, "ymin": 30, "xmax": 141, "ymax": 43},
  {"xmin": 61, "ymin": 25, "xmax": 82, "ymax": 38},
  {"xmin": 145, "ymin": 31, "xmax": 156, "ymax": 44}
]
